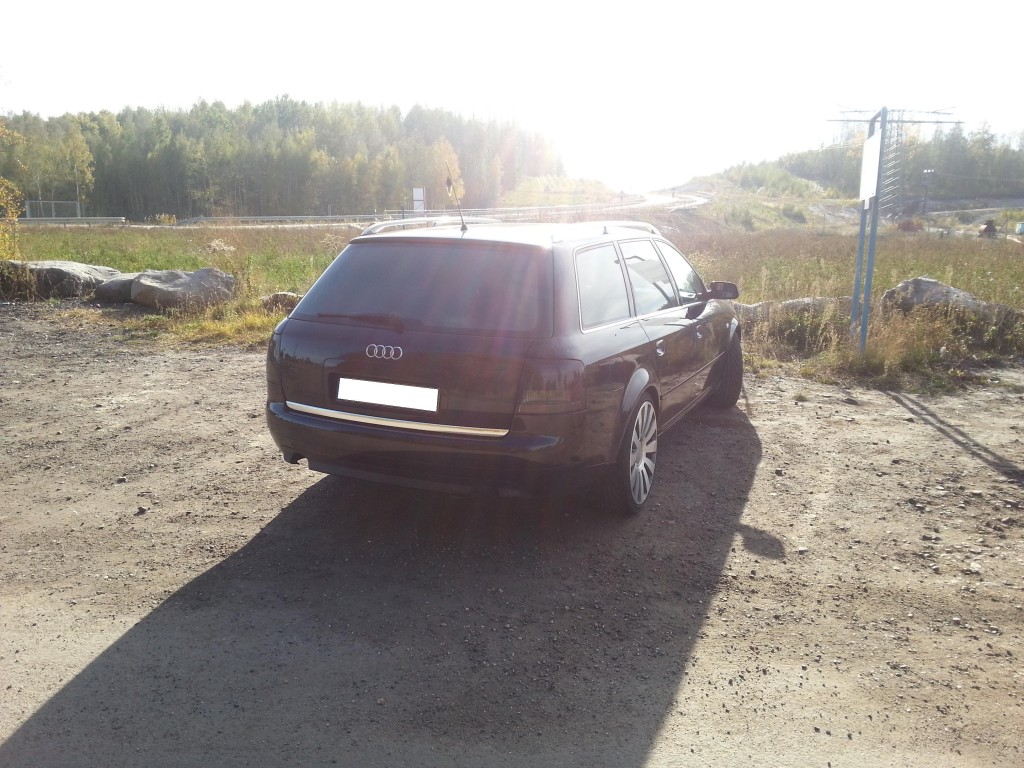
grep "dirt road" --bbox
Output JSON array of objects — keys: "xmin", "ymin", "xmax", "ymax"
[{"xmin": 1, "ymin": 302, "xmax": 1021, "ymax": 767}]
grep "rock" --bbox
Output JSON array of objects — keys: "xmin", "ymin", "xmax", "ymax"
[
  {"xmin": 261, "ymin": 291, "xmax": 302, "ymax": 313},
  {"xmin": 131, "ymin": 268, "xmax": 236, "ymax": 310},
  {"xmin": 734, "ymin": 296, "xmax": 853, "ymax": 325},
  {"xmin": 881, "ymin": 276, "xmax": 1022, "ymax": 325},
  {"xmin": 94, "ymin": 273, "xmax": 142, "ymax": 303},
  {"xmin": 10, "ymin": 260, "xmax": 121, "ymax": 299}
]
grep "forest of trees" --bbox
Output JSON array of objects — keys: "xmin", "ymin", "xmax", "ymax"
[
  {"xmin": 4, "ymin": 103, "xmax": 1023, "ymax": 225},
  {"xmin": 0, "ymin": 98, "xmax": 564, "ymax": 220},
  {"xmin": 722, "ymin": 124, "xmax": 1024, "ymax": 210}
]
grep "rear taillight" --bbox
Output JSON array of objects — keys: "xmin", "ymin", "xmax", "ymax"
[
  {"xmin": 266, "ymin": 320, "xmax": 288, "ymax": 402},
  {"xmin": 517, "ymin": 359, "xmax": 585, "ymax": 415}
]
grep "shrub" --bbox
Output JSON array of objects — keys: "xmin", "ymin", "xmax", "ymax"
[
  {"xmin": 780, "ymin": 204, "xmax": 807, "ymax": 224},
  {"xmin": 0, "ymin": 260, "xmax": 36, "ymax": 300},
  {"xmin": 0, "ymin": 177, "xmax": 21, "ymax": 264}
]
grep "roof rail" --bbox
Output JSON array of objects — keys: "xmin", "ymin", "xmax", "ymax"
[
  {"xmin": 597, "ymin": 221, "xmax": 662, "ymax": 237},
  {"xmin": 360, "ymin": 216, "xmax": 501, "ymax": 236}
]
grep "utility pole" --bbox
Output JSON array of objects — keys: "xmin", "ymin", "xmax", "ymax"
[{"xmin": 921, "ymin": 169, "xmax": 934, "ymax": 216}]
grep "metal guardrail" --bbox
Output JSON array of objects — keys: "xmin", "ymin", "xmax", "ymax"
[
  {"xmin": 19, "ymin": 217, "xmax": 126, "ymax": 227},
  {"xmin": 383, "ymin": 199, "xmax": 649, "ymax": 222},
  {"xmin": 14, "ymin": 197, "xmax": 670, "ymax": 230},
  {"xmin": 174, "ymin": 215, "xmax": 378, "ymax": 227}
]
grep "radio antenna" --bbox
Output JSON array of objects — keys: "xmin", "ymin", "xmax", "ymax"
[{"xmin": 444, "ymin": 161, "xmax": 468, "ymax": 232}]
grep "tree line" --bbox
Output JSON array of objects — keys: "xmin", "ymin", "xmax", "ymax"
[
  {"xmin": 721, "ymin": 124, "xmax": 1024, "ymax": 211},
  {"xmin": 0, "ymin": 97, "xmax": 564, "ymax": 220}
]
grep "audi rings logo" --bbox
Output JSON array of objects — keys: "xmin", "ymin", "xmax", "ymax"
[{"xmin": 366, "ymin": 344, "xmax": 403, "ymax": 360}]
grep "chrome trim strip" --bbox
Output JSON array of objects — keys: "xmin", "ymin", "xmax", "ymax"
[{"xmin": 286, "ymin": 401, "xmax": 509, "ymax": 437}]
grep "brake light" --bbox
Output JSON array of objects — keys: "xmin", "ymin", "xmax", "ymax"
[
  {"xmin": 517, "ymin": 359, "xmax": 585, "ymax": 414},
  {"xmin": 266, "ymin": 320, "xmax": 288, "ymax": 402}
]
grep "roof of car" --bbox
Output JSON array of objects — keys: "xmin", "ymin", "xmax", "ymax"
[{"xmin": 352, "ymin": 220, "xmax": 663, "ymax": 249}]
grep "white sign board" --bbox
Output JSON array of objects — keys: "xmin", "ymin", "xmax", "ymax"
[
  {"xmin": 859, "ymin": 132, "xmax": 881, "ymax": 207},
  {"xmin": 413, "ymin": 187, "xmax": 425, "ymax": 213}
]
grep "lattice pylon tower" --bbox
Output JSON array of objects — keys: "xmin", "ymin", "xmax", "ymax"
[{"xmin": 878, "ymin": 110, "xmax": 905, "ymax": 219}]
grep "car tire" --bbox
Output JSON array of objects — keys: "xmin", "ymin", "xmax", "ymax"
[
  {"xmin": 706, "ymin": 333, "xmax": 743, "ymax": 409},
  {"xmin": 613, "ymin": 395, "xmax": 658, "ymax": 514}
]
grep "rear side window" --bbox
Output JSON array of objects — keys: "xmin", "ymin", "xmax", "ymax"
[
  {"xmin": 293, "ymin": 240, "xmax": 551, "ymax": 336},
  {"xmin": 619, "ymin": 239, "xmax": 677, "ymax": 315},
  {"xmin": 576, "ymin": 244, "xmax": 631, "ymax": 329}
]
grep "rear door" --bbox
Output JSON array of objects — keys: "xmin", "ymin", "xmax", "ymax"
[{"xmin": 574, "ymin": 243, "xmax": 654, "ymax": 462}]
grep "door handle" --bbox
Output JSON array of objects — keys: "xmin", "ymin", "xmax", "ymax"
[{"xmin": 656, "ymin": 340, "xmax": 666, "ymax": 357}]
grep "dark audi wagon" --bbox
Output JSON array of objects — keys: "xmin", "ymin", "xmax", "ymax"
[{"xmin": 266, "ymin": 220, "xmax": 742, "ymax": 512}]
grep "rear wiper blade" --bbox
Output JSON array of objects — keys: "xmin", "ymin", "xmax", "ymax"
[{"xmin": 315, "ymin": 312, "xmax": 405, "ymax": 333}]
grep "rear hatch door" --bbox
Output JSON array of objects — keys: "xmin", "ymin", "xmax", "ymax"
[{"xmin": 279, "ymin": 237, "xmax": 552, "ymax": 432}]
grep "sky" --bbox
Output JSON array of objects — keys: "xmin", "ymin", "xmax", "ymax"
[{"xmin": 1, "ymin": 0, "xmax": 1019, "ymax": 193}]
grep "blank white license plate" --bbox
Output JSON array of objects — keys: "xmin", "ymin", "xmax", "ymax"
[{"xmin": 337, "ymin": 378, "xmax": 438, "ymax": 412}]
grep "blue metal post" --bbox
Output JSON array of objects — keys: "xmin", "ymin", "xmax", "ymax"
[
  {"xmin": 851, "ymin": 205, "xmax": 868, "ymax": 331},
  {"xmin": 859, "ymin": 108, "xmax": 887, "ymax": 353}
]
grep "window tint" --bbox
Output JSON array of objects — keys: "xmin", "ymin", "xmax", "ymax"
[
  {"xmin": 619, "ymin": 239, "xmax": 677, "ymax": 315},
  {"xmin": 576, "ymin": 244, "xmax": 631, "ymax": 329},
  {"xmin": 655, "ymin": 240, "xmax": 706, "ymax": 299},
  {"xmin": 294, "ymin": 240, "xmax": 550, "ymax": 336}
]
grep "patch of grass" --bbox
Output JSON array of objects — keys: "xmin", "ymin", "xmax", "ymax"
[
  {"xmin": 18, "ymin": 226, "xmax": 345, "ymax": 295},
  {"xmin": 680, "ymin": 228, "xmax": 1024, "ymax": 391},
  {"xmin": 58, "ymin": 298, "xmax": 285, "ymax": 349},
  {"xmin": 20, "ymin": 227, "xmax": 344, "ymax": 350},
  {"xmin": 0, "ymin": 260, "xmax": 37, "ymax": 300},
  {"xmin": 672, "ymin": 229, "xmax": 1024, "ymax": 309},
  {"xmin": 19, "ymin": 225, "xmax": 346, "ymax": 348},
  {"xmin": 141, "ymin": 300, "xmax": 284, "ymax": 349}
]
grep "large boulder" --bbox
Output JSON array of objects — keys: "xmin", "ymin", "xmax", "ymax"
[
  {"xmin": 131, "ymin": 267, "xmax": 236, "ymax": 310},
  {"xmin": 261, "ymin": 291, "xmax": 302, "ymax": 313},
  {"xmin": 94, "ymin": 273, "xmax": 142, "ymax": 303},
  {"xmin": 10, "ymin": 260, "xmax": 120, "ymax": 298},
  {"xmin": 734, "ymin": 296, "xmax": 852, "ymax": 324},
  {"xmin": 881, "ymin": 276, "xmax": 1021, "ymax": 324}
]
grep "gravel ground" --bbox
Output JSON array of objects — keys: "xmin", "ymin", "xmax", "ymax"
[{"xmin": 1, "ymin": 301, "xmax": 1021, "ymax": 767}]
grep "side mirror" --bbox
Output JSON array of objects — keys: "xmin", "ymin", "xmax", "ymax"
[{"xmin": 703, "ymin": 281, "xmax": 739, "ymax": 301}]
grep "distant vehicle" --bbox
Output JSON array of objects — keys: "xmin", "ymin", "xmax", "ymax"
[{"xmin": 265, "ymin": 219, "xmax": 743, "ymax": 513}]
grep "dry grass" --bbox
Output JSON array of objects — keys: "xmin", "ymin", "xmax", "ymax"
[{"xmin": 665, "ymin": 229, "xmax": 1024, "ymax": 390}]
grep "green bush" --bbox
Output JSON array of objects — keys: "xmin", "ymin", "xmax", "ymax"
[{"xmin": 780, "ymin": 204, "xmax": 807, "ymax": 224}]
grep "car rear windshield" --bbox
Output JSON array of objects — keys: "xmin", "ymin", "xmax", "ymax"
[{"xmin": 293, "ymin": 239, "xmax": 552, "ymax": 336}]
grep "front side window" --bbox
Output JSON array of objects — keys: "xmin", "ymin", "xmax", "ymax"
[
  {"xmin": 576, "ymin": 244, "xmax": 631, "ymax": 329},
  {"xmin": 655, "ymin": 240, "xmax": 706, "ymax": 299},
  {"xmin": 619, "ymin": 239, "xmax": 677, "ymax": 315}
]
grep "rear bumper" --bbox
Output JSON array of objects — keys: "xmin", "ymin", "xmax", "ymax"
[{"xmin": 266, "ymin": 401, "xmax": 591, "ymax": 497}]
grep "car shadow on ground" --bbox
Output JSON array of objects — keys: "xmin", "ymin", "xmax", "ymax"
[{"xmin": 0, "ymin": 408, "xmax": 769, "ymax": 768}]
